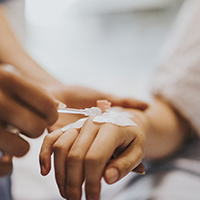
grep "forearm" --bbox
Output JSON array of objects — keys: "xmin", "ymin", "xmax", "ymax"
[
  {"xmin": 0, "ymin": 5, "xmax": 62, "ymax": 91},
  {"xmin": 144, "ymin": 97, "xmax": 189, "ymax": 160}
]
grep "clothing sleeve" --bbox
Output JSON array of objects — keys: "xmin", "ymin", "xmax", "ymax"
[
  {"xmin": 0, "ymin": 0, "xmax": 9, "ymax": 3},
  {"xmin": 151, "ymin": 0, "xmax": 200, "ymax": 136}
]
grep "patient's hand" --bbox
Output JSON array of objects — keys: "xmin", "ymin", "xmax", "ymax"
[
  {"xmin": 52, "ymin": 85, "xmax": 148, "ymax": 110},
  {"xmin": 40, "ymin": 108, "xmax": 148, "ymax": 200},
  {"xmin": 49, "ymin": 85, "xmax": 148, "ymax": 132}
]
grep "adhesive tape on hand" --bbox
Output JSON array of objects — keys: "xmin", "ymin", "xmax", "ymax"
[{"xmin": 61, "ymin": 109, "xmax": 137, "ymax": 132}]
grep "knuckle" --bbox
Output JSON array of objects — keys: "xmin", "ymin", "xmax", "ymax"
[
  {"xmin": 52, "ymin": 146, "xmax": 59, "ymax": 154},
  {"xmin": 65, "ymin": 187, "xmax": 81, "ymax": 200},
  {"xmin": 84, "ymin": 117, "xmax": 95, "ymax": 126},
  {"xmin": 87, "ymin": 117, "xmax": 94, "ymax": 123},
  {"xmin": 116, "ymin": 160, "xmax": 134, "ymax": 178},
  {"xmin": 43, "ymin": 134, "xmax": 56, "ymax": 149},
  {"xmin": 134, "ymin": 144, "xmax": 144, "ymax": 157},
  {"xmin": 52, "ymin": 143, "xmax": 63, "ymax": 153},
  {"xmin": 67, "ymin": 150, "xmax": 83, "ymax": 164},
  {"xmin": 43, "ymin": 133, "xmax": 53, "ymax": 143},
  {"xmin": 53, "ymin": 141, "xmax": 67, "ymax": 153},
  {"xmin": 121, "ymin": 159, "xmax": 133, "ymax": 171}
]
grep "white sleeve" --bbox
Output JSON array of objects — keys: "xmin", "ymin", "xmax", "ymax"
[{"xmin": 151, "ymin": 0, "xmax": 200, "ymax": 136}]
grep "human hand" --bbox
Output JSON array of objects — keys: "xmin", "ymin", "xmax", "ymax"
[
  {"xmin": 0, "ymin": 68, "xmax": 58, "ymax": 176},
  {"xmin": 0, "ymin": 153, "xmax": 12, "ymax": 176},
  {"xmin": 48, "ymin": 85, "xmax": 149, "ymax": 132},
  {"xmin": 50, "ymin": 85, "xmax": 148, "ymax": 110},
  {"xmin": 40, "ymin": 108, "xmax": 148, "ymax": 200}
]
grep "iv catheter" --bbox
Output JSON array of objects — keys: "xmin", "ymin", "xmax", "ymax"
[
  {"xmin": 57, "ymin": 100, "xmax": 111, "ymax": 116},
  {"xmin": 57, "ymin": 107, "xmax": 102, "ymax": 116}
]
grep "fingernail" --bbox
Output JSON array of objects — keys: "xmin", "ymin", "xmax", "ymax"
[
  {"xmin": 105, "ymin": 167, "xmax": 119, "ymax": 184},
  {"xmin": 132, "ymin": 163, "xmax": 145, "ymax": 175},
  {"xmin": 56, "ymin": 100, "xmax": 67, "ymax": 108},
  {"xmin": 136, "ymin": 171, "xmax": 145, "ymax": 175}
]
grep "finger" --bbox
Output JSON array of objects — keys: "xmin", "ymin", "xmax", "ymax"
[
  {"xmin": 53, "ymin": 128, "xmax": 79, "ymax": 198},
  {"xmin": 104, "ymin": 140, "xmax": 144, "ymax": 184},
  {"xmin": 39, "ymin": 129, "xmax": 63, "ymax": 176},
  {"xmin": 0, "ymin": 154, "xmax": 12, "ymax": 176},
  {"xmin": 0, "ymin": 95, "xmax": 49, "ymax": 138},
  {"xmin": 65, "ymin": 118, "xmax": 100, "ymax": 200},
  {"xmin": 0, "ymin": 127, "xmax": 29, "ymax": 157},
  {"xmin": 84, "ymin": 124, "xmax": 134, "ymax": 200},
  {"xmin": 0, "ymin": 70, "xmax": 58, "ymax": 126},
  {"xmin": 111, "ymin": 97, "xmax": 149, "ymax": 111},
  {"xmin": 13, "ymin": 80, "xmax": 58, "ymax": 126},
  {"xmin": 48, "ymin": 113, "xmax": 81, "ymax": 132},
  {"xmin": 132, "ymin": 162, "xmax": 145, "ymax": 174}
]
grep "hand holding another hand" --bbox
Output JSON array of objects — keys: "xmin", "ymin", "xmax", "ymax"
[
  {"xmin": 48, "ymin": 85, "xmax": 148, "ymax": 132},
  {"xmin": 40, "ymin": 108, "xmax": 148, "ymax": 200}
]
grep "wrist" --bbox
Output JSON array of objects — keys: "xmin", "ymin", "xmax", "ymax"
[{"xmin": 128, "ymin": 109, "xmax": 150, "ymax": 133}]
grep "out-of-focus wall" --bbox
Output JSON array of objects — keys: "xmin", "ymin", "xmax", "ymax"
[
  {"xmin": 24, "ymin": 0, "xmax": 184, "ymax": 100},
  {"xmin": 2, "ymin": 0, "xmax": 25, "ymax": 42}
]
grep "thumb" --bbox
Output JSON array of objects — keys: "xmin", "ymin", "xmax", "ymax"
[
  {"xmin": 111, "ymin": 97, "xmax": 149, "ymax": 111},
  {"xmin": 103, "ymin": 140, "xmax": 145, "ymax": 184},
  {"xmin": 104, "ymin": 162, "xmax": 145, "ymax": 185}
]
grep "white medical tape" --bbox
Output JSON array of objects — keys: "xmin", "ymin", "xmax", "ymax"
[
  {"xmin": 93, "ymin": 110, "xmax": 137, "ymax": 126},
  {"xmin": 61, "ymin": 118, "xmax": 88, "ymax": 132},
  {"xmin": 61, "ymin": 108, "xmax": 137, "ymax": 132}
]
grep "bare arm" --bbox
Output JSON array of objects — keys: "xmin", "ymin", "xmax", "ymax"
[
  {"xmin": 143, "ymin": 97, "xmax": 190, "ymax": 160},
  {"xmin": 39, "ymin": 96, "xmax": 190, "ymax": 200},
  {"xmin": 0, "ymin": 4, "xmax": 149, "ymax": 132},
  {"xmin": 0, "ymin": 5, "xmax": 61, "ymax": 89}
]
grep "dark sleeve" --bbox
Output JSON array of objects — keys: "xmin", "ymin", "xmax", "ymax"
[{"xmin": 0, "ymin": 0, "xmax": 12, "ymax": 3}]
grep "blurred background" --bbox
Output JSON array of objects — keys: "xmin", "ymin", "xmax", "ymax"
[
  {"xmin": 24, "ymin": 0, "xmax": 183, "ymax": 100},
  {"xmin": 3, "ymin": 0, "xmax": 184, "ymax": 199}
]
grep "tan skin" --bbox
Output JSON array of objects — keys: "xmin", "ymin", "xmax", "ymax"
[
  {"xmin": 0, "ymin": 6, "xmax": 147, "ymax": 111},
  {"xmin": 0, "ymin": 68, "xmax": 58, "ymax": 176},
  {"xmin": 39, "ymin": 97, "xmax": 190, "ymax": 200},
  {"xmin": 0, "ymin": 5, "xmax": 148, "ymax": 176}
]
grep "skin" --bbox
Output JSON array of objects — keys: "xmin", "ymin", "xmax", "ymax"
[
  {"xmin": 39, "ymin": 97, "xmax": 190, "ymax": 200},
  {"xmin": 0, "ymin": 4, "xmax": 148, "ymax": 131},
  {"xmin": 0, "ymin": 5, "xmax": 148, "ymax": 112},
  {"xmin": 0, "ymin": 4, "xmax": 148, "ymax": 177},
  {"xmin": 0, "ymin": 68, "xmax": 58, "ymax": 176}
]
